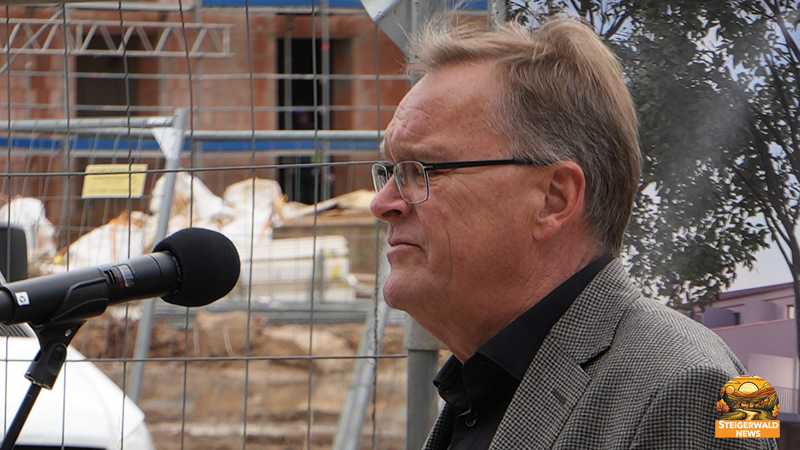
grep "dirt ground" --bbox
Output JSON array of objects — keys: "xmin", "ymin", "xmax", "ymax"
[{"xmin": 69, "ymin": 309, "xmax": 412, "ymax": 450}]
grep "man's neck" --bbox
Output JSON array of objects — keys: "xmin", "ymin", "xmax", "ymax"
[{"xmin": 442, "ymin": 243, "xmax": 604, "ymax": 361}]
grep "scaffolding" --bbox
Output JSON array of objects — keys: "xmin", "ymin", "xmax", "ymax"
[{"xmin": 1, "ymin": 15, "xmax": 233, "ymax": 58}]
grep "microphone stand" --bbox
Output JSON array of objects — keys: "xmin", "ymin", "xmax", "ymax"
[
  {"xmin": 0, "ymin": 319, "xmax": 85, "ymax": 450},
  {"xmin": 0, "ymin": 276, "xmax": 110, "ymax": 449}
]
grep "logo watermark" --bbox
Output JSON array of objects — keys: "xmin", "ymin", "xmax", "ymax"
[{"xmin": 716, "ymin": 375, "xmax": 779, "ymax": 438}]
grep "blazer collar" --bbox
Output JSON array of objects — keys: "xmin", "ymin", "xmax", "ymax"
[
  {"xmin": 546, "ymin": 258, "xmax": 641, "ymax": 365},
  {"xmin": 488, "ymin": 259, "xmax": 640, "ymax": 449}
]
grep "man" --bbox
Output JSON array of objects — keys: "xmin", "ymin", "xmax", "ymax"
[{"xmin": 369, "ymin": 17, "xmax": 777, "ymax": 450}]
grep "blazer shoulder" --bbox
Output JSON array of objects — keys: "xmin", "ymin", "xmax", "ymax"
[
  {"xmin": 630, "ymin": 362, "xmax": 778, "ymax": 450},
  {"xmin": 618, "ymin": 296, "xmax": 746, "ymax": 376}
]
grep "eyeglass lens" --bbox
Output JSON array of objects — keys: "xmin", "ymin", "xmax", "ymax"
[
  {"xmin": 371, "ymin": 164, "xmax": 389, "ymax": 192},
  {"xmin": 395, "ymin": 162, "xmax": 427, "ymax": 203},
  {"xmin": 371, "ymin": 161, "xmax": 429, "ymax": 204}
]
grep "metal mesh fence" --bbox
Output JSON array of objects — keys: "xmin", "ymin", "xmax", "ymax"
[{"xmin": 0, "ymin": 2, "xmax": 422, "ymax": 449}]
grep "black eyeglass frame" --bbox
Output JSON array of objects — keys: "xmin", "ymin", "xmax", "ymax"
[{"xmin": 371, "ymin": 157, "xmax": 553, "ymax": 204}]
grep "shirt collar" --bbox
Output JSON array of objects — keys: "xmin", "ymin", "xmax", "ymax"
[{"xmin": 474, "ymin": 254, "xmax": 614, "ymax": 381}]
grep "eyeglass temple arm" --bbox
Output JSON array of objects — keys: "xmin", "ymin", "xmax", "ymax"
[{"xmin": 423, "ymin": 157, "xmax": 550, "ymax": 170}]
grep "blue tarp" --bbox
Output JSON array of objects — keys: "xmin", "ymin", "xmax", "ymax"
[
  {"xmin": 203, "ymin": 0, "xmax": 365, "ymax": 7},
  {"xmin": 0, "ymin": 137, "xmax": 378, "ymax": 152},
  {"xmin": 201, "ymin": 0, "xmax": 487, "ymax": 10}
]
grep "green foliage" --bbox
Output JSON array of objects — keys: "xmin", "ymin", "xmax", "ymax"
[{"xmin": 507, "ymin": 1, "xmax": 800, "ymax": 311}]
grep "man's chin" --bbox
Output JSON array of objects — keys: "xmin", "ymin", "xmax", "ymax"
[
  {"xmin": 381, "ymin": 274, "xmax": 419, "ymax": 312},
  {"xmin": 382, "ymin": 285, "xmax": 407, "ymax": 311}
]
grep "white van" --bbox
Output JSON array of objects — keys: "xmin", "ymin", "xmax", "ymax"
[{"xmin": 0, "ymin": 323, "xmax": 156, "ymax": 450}]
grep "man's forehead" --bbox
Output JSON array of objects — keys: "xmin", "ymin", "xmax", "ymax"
[
  {"xmin": 380, "ymin": 122, "xmax": 437, "ymax": 162},
  {"xmin": 381, "ymin": 90, "xmax": 466, "ymax": 161},
  {"xmin": 381, "ymin": 62, "xmax": 500, "ymax": 162},
  {"xmin": 380, "ymin": 133, "xmax": 438, "ymax": 162}
]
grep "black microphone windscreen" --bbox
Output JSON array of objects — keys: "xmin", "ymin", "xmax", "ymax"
[{"xmin": 153, "ymin": 228, "xmax": 241, "ymax": 307}]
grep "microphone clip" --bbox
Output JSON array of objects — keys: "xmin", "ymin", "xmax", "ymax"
[{"xmin": 26, "ymin": 320, "xmax": 85, "ymax": 390}]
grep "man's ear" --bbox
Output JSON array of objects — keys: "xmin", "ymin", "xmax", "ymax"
[{"xmin": 532, "ymin": 161, "xmax": 585, "ymax": 242}]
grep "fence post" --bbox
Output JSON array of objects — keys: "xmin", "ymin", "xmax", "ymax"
[
  {"xmin": 128, "ymin": 107, "xmax": 188, "ymax": 404},
  {"xmin": 332, "ymin": 253, "xmax": 392, "ymax": 450},
  {"xmin": 405, "ymin": 319, "xmax": 442, "ymax": 450}
]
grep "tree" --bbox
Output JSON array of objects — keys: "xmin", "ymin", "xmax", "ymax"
[
  {"xmin": 619, "ymin": 1, "xmax": 769, "ymax": 315},
  {"xmin": 506, "ymin": 1, "xmax": 800, "ymax": 319},
  {"xmin": 728, "ymin": 0, "xmax": 800, "ymax": 352}
]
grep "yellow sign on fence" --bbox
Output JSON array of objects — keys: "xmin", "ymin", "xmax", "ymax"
[{"xmin": 82, "ymin": 164, "xmax": 147, "ymax": 199}]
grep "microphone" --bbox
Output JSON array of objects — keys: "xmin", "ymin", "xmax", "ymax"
[{"xmin": 0, "ymin": 227, "xmax": 241, "ymax": 325}]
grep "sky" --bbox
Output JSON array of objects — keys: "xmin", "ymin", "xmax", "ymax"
[{"xmin": 727, "ymin": 243, "xmax": 794, "ymax": 292}]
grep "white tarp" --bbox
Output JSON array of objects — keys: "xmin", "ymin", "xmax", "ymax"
[{"xmin": 10, "ymin": 172, "xmax": 366, "ymax": 304}]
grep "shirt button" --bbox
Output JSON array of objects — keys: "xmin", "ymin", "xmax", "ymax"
[{"xmin": 465, "ymin": 414, "xmax": 477, "ymax": 427}]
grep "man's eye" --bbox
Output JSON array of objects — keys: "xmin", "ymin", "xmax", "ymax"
[{"xmin": 397, "ymin": 171, "xmax": 408, "ymax": 186}]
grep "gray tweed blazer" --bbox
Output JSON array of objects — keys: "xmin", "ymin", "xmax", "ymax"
[{"xmin": 423, "ymin": 260, "xmax": 778, "ymax": 449}]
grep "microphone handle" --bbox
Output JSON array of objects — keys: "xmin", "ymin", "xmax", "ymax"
[
  {"xmin": 102, "ymin": 252, "xmax": 181, "ymax": 305},
  {"xmin": 0, "ymin": 252, "xmax": 180, "ymax": 325}
]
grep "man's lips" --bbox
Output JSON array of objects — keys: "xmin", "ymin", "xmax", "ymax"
[
  {"xmin": 386, "ymin": 244, "xmax": 416, "ymax": 261},
  {"xmin": 386, "ymin": 238, "xmax": 421, "ymax": 254},
  {"xmin": 387, "ymin": 235, "xmax": 421, "ymax": 246}
]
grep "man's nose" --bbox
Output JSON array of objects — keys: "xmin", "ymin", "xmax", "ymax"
[{"xmin": 370, "ymin": 177, "xmax": 411, "ymax": 221}]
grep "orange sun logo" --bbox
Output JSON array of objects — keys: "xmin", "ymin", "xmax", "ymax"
[{"xmin": 718, "ymin": 375, "xmax": 778, "ymax": 421}]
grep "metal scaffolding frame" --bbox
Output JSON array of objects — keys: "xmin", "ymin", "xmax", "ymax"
[{"xmin": 1, "ymin": 14, "xmax": 233, "ymax": 58}]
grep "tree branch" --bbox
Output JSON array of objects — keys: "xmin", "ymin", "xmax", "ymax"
[
  {"xmin": 764, "ymin": 0, "xmax": 800, "ymax": 67},
  {"xmin": 766, "ymin": 61, "xmax": 800, "ymax": 172},
  {"xmin": 604, "ymin": 11, "xmax": 630, "ymax": 40},
  {"xmin": 750, "ymin": 116, "xmax": 794, "ymax": 231}
]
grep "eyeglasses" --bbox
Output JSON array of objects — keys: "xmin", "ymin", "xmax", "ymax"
[{"xmin": 371, "ymin": 157, "xmax": 552, "ymax": 204}]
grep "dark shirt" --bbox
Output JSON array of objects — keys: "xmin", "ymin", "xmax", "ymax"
[{"xmin": 433, "ymin": 255, "xmax": 613, "ymax": 450}]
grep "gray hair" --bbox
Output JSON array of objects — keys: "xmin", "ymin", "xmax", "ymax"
[{"xmin": 409, "ymin": 18, "xmax": 641, "ymax": 256}]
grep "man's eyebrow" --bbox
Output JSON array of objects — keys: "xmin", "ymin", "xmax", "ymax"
[
  {"xmin": 379, "ymin": 140, "xmax": 387, "ymax": 159},
  {"xmin": 380, "ymin": 139, "xmax": 437, "ymax": 162}
]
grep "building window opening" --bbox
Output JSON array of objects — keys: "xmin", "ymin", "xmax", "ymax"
[
  {"xmin": 277, "ymin": 36, "xmax": 334, "ymax": 205},
  {"xmin": 75, "ymin": 35, "xmax": 144, "ymax": 118}
]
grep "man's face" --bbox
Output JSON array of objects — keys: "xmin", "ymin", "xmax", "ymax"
[{"xmin": 370, "ymin": 62, "xmax": 542, "ymax": 328}]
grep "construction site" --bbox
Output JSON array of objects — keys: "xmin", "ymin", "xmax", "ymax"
[{"xmin": 0, "ymin": 0, "xmax": 474, "ymax": 447}]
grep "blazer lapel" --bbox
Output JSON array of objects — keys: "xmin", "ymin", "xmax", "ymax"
[
  {"xmin": 489, "ymin": 260, "xmax": 640, "ymax": 449},
  {"xmin": 423, "ymin": 403, "xmax": 457, "ymax": 450},
  {"xmin": 489, "ymin": 338, "xmax": 591, "ymax": 449}
]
